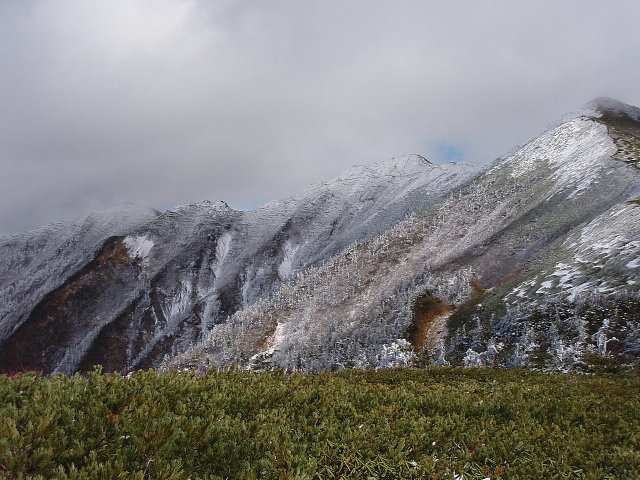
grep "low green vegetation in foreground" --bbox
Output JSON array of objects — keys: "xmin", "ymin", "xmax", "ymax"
[{"xmin": 1, "ymin": 368, "xmax": 638, "ymax": 479}]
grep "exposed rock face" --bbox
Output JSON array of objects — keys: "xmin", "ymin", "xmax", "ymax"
[
  {"xmin": 170, "ymin": 98, "xmax": 640, "ymax": 372},
  {"xmin": 0, "ymin": 156, "xmax": 481, "ymax": 373}
]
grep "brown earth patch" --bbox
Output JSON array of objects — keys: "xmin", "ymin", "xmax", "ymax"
[
  {"xmin": 406, "ymin": 292, "xmax": 452, "ymax": 348},
  {"xmin": 97, "ymin": 238, "xmax": 134, "ymax": 266}
]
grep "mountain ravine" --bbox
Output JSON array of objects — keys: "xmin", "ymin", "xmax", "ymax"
[{"xmin": 1, "ymin": 98, "xmax": 639, "ymax": 374}]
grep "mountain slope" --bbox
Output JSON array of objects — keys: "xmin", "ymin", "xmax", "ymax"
[
  {"xmin": 0, "ymin": 156, "xmax": 481, "ymax": 374},
  {"xmin": 170, "ymin": 98, "xmax": 640, "ymax": 372},
  {"xmin": 0, "ymin": 205, "xmax": 159, "ymax": 343}
]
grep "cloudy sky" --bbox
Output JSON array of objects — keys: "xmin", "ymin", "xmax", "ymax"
[{"xmin": 1, "ymin": 1, "xmax": 639, "ymax": 235}]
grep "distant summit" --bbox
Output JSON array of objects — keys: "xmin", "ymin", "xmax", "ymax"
[{"xmin": 589, "ymin": 97, "xmax": 640, "ymax": 121}]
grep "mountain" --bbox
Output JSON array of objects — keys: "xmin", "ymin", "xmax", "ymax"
[
  {"xmin": 0, "ymin": 156, "xmax": 481, "ymax": 374},
  {"xmin": 2, "ymin": 98, "xmax": 639, "ymax": 375},
  {"xmin": 168, "ymin": 97, "xmax": 640, "ymax": 372}
]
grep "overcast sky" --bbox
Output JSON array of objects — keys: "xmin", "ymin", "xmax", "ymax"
[{"xmin": 1, "ymin": 1, "xmax": 639, "ymax": 235}]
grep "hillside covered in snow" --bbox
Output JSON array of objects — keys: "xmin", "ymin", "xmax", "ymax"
[
  {"xmin": 0, "ymin": 155, "xmax": 481, "ymax": 373},
  {"xmin": 1, "ymin": 98, "xmax": 639, "ymax": 374},
  {"xmin": 169, "ymin": 98, "xmax": 640, "ymax": 372}
]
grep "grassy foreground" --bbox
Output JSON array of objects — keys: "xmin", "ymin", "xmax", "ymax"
[{"xmin": 0, "ymin": 368, "xmax": 638, "ymax": 479}]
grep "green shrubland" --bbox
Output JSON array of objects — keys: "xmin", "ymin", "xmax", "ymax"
[{"xmin": 1, "ymin": 367, "xmax": 638, "ymax": 479}]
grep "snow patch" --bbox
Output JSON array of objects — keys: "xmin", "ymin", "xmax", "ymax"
[
  {"xmin": 212, "ymin": 231, "xmax": 233, "ymax": 279},
  {"xmin": 278, "ymin": 240, "xmax": 301, "ymax": 279},
  {"xmin": 123, "ymin": 235, "xmax": 154, "ymax": 263},
  {"xmin": 535, "ymin": 280, "xmax": 554, "ymax": 294},
  {"xmin": 551, "ymin": 263, "xmax": 579, "ymax": 287},
  {"xmin": 510, "ymin": 279, "xmax": 536, "ymax": 299},
  {"xmin": 163, "ymin": 280, "xmax": 193, "ymax": 321}
]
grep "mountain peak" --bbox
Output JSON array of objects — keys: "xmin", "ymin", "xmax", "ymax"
[
  {"xmin": 404, "ymin": 153, "xmax": 436, "ymax": 166},
  {"xmin": 370, "ymin": 153, "xmax": 439, "ymax": 174},
  {"xmin": 589, "ymin": 97, "xmax": 640, "ymax": 122}
]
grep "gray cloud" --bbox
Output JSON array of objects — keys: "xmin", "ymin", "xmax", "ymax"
[{"xmin": 1, "ymin": 0, "xmax": 639, "ymax": 234}]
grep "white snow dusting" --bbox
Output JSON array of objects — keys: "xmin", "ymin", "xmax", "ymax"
[
  {"xmin": 507, "ymin": 119, "xmax": 615, "ymax": 200},
  {"xmin": 123, "ymin": 235, "xmax": 154, "ymax": 263},
  {"xmin": 626, "ymin": 258, "xmax": 640, "ymax": 269},
  {"xmin": 278, "ymin": 240, "xmax": 301, "ymax": 279},
  {"xmin": 212, "ymin": 231, "xmax": 233, "ymax": 279}
]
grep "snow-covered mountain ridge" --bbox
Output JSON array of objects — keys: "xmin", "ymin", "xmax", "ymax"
[
  {"xmin": 169, "ymin": 98, "xmax": 640, "ymax": 372},
  {"xmin": 1, "ymin": 98, "xmax": 639, "ymax": 374},
  {"xmin": 0, "ymin": 154, "xmax": 481, "ymax": 373}
]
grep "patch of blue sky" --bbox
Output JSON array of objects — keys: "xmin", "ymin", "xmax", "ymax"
[{"xmin": 434, "ymin": 142, "xmax": 465, "ymax": 163}]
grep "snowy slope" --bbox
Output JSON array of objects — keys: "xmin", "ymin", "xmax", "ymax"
[
  {"xmin": 0, "ymin": 205, "xmax": 159, "ymax": 342},
  {"xmin": 4, "ymin": 98, "xmax": 639, "ymax": 375},
  {"xmin": 170, "ymin": 99, "xmax": 640, "ymax": 372},
  {"xmin": 0, "ymin": 156, "xmax": 481, "ymax": 374}
]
